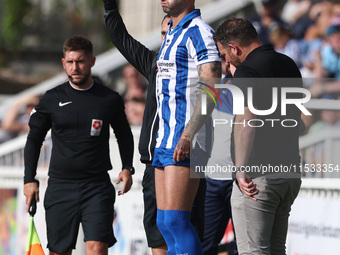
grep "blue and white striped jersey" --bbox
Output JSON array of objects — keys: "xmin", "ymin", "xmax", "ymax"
[{"xmin": 156, "ymin": 9, "xmax": 221, "ymax": 151}]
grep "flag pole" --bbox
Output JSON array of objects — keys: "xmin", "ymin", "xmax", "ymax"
[{"xmin": 26, "ymin": 197, "xmax": 45, "ymax": 255}]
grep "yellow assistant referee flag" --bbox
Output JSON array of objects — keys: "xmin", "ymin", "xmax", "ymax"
[{"xmin": 26, "ymin": 216, "xmax": 45, "ymax": 255}]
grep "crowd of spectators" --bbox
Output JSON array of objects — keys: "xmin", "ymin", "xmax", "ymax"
[
  {"xmin": 253, "ymin": 0, "xmax": 340, "ymax": 168},
  {"xmin": 0, "ymin": 95, "xmax": 40, "ymax": 144},
  {"xmin": 120, "ymin": 64, "xmax": 146, "ymax": 126},
  {"xmin": 250, "ymin": 0, "xmax": 340, "ymax": 118}
]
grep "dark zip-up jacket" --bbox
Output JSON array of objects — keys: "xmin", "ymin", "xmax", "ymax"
[{"xmin": 105, "ymin": 9, "xmax": 159, "ymax": 163}]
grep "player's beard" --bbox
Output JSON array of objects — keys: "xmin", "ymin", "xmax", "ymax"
[{"xmin": 162, "ymin": 0, "xmax": 186, "ymax": 17}]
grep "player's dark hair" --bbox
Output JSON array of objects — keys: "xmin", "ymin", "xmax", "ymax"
[
  {"xmin": 214, "ymin": 17, "xmax": 260, "ymax": 48},
  {"xmin": 63, "ymin": 35, "xmax": 93, "ymax": 57}
]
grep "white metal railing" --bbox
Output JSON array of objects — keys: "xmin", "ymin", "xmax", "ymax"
[
  {"xmin": 304, "ymin": 98, "xmax": 340, "ymax": 111},
  {"xmin": 298, "ymin": 128, "xmax": 340, "ymax": 196},
  {"xmin": 299, "ymin": 128, "xmax": 340, "ymax": 178},
  {"xmin": 0, "ymin": 131, "xmax": 52, "ymax": 168}
]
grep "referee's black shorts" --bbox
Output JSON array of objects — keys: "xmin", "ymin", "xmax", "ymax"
[{"xmin": 44, "ymin": 173, "xmax": 116, "ymax": 253}]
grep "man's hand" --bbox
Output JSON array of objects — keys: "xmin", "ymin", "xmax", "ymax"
[
  {"xmin": 116, "ymin": 169, "xmax": 133, "ymax": 195},
  {"xmin": 24, "ymin": 182, "xmax": 39, "ymax": 213},
  {"xmin": 173, "ymin": 132, "xmax": 191, "ymax": 163},
  {"xmin": 236, "ymin": 171, "xmax": 258, "ymax": 201}
]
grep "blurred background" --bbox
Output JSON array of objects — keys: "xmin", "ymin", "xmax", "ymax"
[{"xmin": 1, "ymin": 0, "xmax": 340, "ymax": 254}]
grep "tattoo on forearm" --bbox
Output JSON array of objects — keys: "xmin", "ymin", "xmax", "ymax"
[
  {"xmin": 183, "ymin": 62, "xmax": 222, "ymax": 139},
  {"xmin": 197, "ymin": 62, "xmax": 221, "ymax": 78},
  {"xmin": 210, "ymin": 62, "xmax": 222, "ymax": 78}
]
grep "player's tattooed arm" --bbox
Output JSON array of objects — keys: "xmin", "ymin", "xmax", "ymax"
[{"xmin": 174, "ymin": 61, "xmax": 221, "ymax": 162}]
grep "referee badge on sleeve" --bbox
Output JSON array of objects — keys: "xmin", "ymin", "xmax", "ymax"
[{"xmin": 91, "ymin": 119, "xmax": 103, "ymax": 136}]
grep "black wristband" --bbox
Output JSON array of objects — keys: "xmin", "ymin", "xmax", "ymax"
[
  {"xmin": 122, "ymin": 166, "xmax": 135, "ymax": 175},
  {"xmin": 23, "ymin": 178, "xmax": 39, "ymax": 186},
  {"xmin": 102, "ymin": 0, "xmax": 118, "ymax": 11}
]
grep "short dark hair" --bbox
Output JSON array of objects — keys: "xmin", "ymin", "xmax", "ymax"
[
  {"xmin": 63, "ymin": 35, "xmax": 93, "ymax": 57},
  {"xmin": 161, "ymin": 14, "xmax": 171, "ymax": 25},
  {"xmin": 213, "ymin": 17, "xmax": 260, "ymax": 48}
]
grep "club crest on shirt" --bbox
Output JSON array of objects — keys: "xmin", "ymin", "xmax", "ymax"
[{"xmin": 90, "ymin": 119, "xmax": 103, "ymax": 136}]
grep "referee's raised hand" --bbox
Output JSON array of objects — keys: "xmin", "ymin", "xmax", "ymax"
[{"xmin": 102, "ymin": 0, "xmax": 118, "ymax": 11}]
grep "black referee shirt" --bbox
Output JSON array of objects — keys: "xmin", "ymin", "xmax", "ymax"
[{"xmin": 24, "ymin": 81, "xmax": 134, "ymax": 183}]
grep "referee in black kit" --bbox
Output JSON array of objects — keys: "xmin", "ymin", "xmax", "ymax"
[{"xmin": 23, "ymin": 35, "xmax": 134, "ymax": 255}]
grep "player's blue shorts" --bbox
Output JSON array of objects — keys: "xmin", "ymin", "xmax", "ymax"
[{"xmin": 152, "ymin": 147, "xmax": 190, "ymax": 168}]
